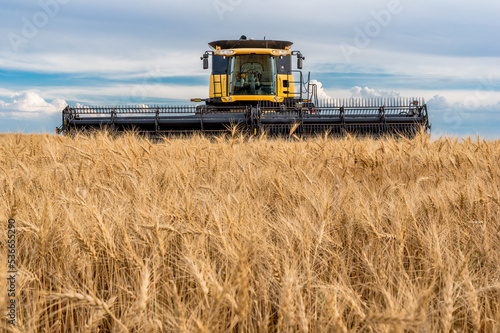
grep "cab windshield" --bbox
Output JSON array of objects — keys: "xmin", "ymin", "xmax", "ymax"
[{"xmin": 229, "ymin": 55, "xmax": 275, "ymax": 96}]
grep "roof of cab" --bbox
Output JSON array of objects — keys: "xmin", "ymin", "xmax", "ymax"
[{"xmin": 208, "ymin": 40, "xmax": 293, "ymax": 50}]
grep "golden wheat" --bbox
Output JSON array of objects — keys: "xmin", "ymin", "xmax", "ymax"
[{"xmin": 0, "ymin": 131, "xmax": 499, "ymax": 332}]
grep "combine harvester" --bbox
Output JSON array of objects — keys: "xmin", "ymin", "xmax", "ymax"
[{"xmin": 57, "ymin": 36, "xmax": 430, "ymax": 137}]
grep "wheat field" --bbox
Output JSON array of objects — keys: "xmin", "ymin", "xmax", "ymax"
[{"xmin": 0, "ymin": 131, "xmax": 499, "ymax": 332}]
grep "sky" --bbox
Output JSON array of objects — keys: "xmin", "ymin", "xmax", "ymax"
[{"xmin": 0, "ymin": 0, "xmax": 499, "ymax": 139}]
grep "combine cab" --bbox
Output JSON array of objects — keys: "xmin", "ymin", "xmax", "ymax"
[{"xmin": 57, "ymin": 37, "xmax": 430, "ymax": 137}]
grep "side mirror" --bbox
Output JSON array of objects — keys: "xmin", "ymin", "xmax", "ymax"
[
  {"xmin": 202, "ymin": 53, "xmax": 209, "ymax": 70},
  {"xmin": 297, "ymin": 53, "xmax": 303, "ymax": 69}
]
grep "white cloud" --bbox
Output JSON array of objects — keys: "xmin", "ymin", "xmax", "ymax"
[
  {"xmin": 426, "ymin": 95, "xmax": 500, "ymax": 139},
  {"xmin": 307, "ymin": 45, "xmax": 500, "ymax": 81},
  {"xmin": 0, "ymin": 51, "xmax": 204, "ymax": 77},
  {"xmin": 46, "ymin": 84, "xmax": 208, "ymax": 104},
  {"xmin": 0, "ymin": 83, "xmax": 208, "ymax": 107},
  {"xmin": 350, "ymin": 86, "xmax": 402, "ymax": 99},
  {"xmin": 310, "ymin": 80, "xmax": 332, "ymax": 100},
  {"xmin": 426, "ymin": 94, "xmax": 500, "ymax": 114},
  {"xmin": 0, "ymin": 91, "xmax": 66, "ymax": 119}
]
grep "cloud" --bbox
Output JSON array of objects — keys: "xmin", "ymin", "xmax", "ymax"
[
  {"xmin": 309, "ymin": 80, "xmax": 332, "ymax": 100},
  {"xmin": 427, "ymin": 95, "xmax": 500, "ymax": 113},
  {"xmin": 0, "ymin": 51, "xmax": 205, "ymax": 78},
  {"xmin": 0, "ymin": 91, "xmax": 66, "ymax": 119},
  {"xmin": 426, "ymin": 95, "xmax": 500, "ymax": 138},
  {"xmin": 1, "ymin": 0, "xmax": 499, "ymax": 81},
  {"xmin": 350, "ymin": 86, "xmax": 402, "ymax": 99}
]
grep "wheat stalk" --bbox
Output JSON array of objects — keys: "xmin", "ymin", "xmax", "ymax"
[
  {"xmin": 50, "ymin": 292, "xmax": 127, "ymax": 332},
  {"xmin": 1, "ymin": 132, "xmax": 499, "ymax": 331}
]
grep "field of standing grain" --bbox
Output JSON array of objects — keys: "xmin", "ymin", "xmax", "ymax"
[{"xmin": 0, "ymin": 131, "xmax": 499, "ymax": 332}]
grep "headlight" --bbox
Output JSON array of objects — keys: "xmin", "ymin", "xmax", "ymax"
[
  {"xmin": 216, "ymin": 50, "xmax": 234, "ymax": 55},
  {"xmin": 272, "ymin": 50, "xmax": 291, "ymax": 56}
]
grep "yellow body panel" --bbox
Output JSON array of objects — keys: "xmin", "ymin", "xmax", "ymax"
[
  {"xmin": 221, "ymin": 96, "xmax": 284, "ymax": 103},
  {"xmin": 214, "ymin": 49, "xmax": 291, "ymax": 56},
  {"xmin": 209, "ymin": 49, "xmax": 294, "ymax": 102},
  {"xmin": 209, "ymin": 74, "xmax": 227, "ymax": 98},
  {"xmin": 276, "ymin": 74, "xmax": 295, "ymax": 99},
  {"xmin": 209, "ymin": 73, "xmax": 293, "ymax": 102}
]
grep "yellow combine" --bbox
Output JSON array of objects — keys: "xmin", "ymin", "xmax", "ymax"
[
  {"xmin": 201, "ymin": 39, "xmax": 298, "ymax": 105},
  {"xmin": 58, "ymin": 36, "xmax": 429, "ymax": 136}
]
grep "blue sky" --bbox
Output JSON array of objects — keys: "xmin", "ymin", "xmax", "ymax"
[{"xmin": 0, "ymin": 0, "xmax": 499, "ymax": 138}]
